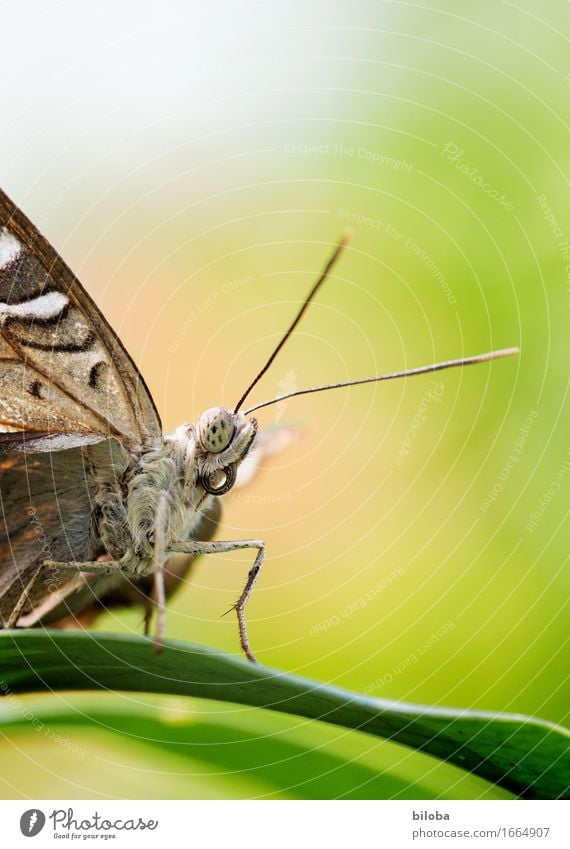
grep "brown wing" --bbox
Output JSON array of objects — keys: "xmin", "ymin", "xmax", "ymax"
[
  {"xmin": 0, "ymin": 187, "xmax": 161, "ymax": 446},
  {"xmin": 0, "ymin": 444, "xmax": 98, "ymax": 626}
]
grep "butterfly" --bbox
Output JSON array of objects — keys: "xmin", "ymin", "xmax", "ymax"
[{"xmin": 0, "ymin": 186, "xmax": 518, "ymax": 661}]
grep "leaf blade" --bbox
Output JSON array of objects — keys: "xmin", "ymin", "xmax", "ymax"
[{"xmin": 1, "ymin": 630, "xmax": 567, "ymax": 799}]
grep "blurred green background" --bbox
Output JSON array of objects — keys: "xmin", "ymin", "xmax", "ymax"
[{"xmin": 0, "ymin": 0, "xmax": 567, "ymax": 799}]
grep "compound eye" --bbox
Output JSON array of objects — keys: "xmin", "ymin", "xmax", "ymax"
[
  {"xmin": 197, "ymin": 407, "xmax": 235, "ymax": 453},
  {"xmin": 201, "ymin": 463, "xmax": 237, "ymax": 495}
]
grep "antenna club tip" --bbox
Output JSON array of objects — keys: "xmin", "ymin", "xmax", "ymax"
[{"xmin": 339, "ymin": 228, "xmax": 353, "ymax": 247}]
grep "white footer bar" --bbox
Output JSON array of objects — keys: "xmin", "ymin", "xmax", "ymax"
[{"xmin": 2, "ymin": 799, "xmax": 567, "ymax": 849}]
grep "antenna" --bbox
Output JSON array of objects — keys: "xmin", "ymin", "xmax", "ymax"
[
  {"xmin": 234, "ymin": 232, "xmax": 352, "ymax": 413},
  {"xmin": 241, "ymin": 348, "xmax": 520, "ymax": 415}
]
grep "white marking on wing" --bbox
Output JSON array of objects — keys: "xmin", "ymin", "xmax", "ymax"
[
  {"xmin": 0, "ymin": 228, "xmax": 21, "ymax": 269},
  {"xmin": 0, "ymin": 291, "xmax": 69, "ymax": 321}
]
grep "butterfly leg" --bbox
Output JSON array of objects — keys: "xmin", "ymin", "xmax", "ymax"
[
  {"xmin": 169, "ymin": 538, "xmax": 265, "ymax": 663},
  {"xmin": 6, "ymin": 558, "xmax": 126, "ymax": 628},
  {"xmin": 151, "ymin": 491, "xmax": 170, "ymax": 654},
  {"xmin": 6, "ymin": 565, "xmax": 45, "ymax": 628},
  {"xmin": 42, "ymin": 559, "xmax": 125, "ymax": 574}
]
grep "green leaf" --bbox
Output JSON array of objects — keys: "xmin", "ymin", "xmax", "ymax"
[
  {"xmin": 1, "ymin": 630, "xmax": 567, "ymax": 799},
  {"xmin": 0, "ymin": 698, "xmax": 496, "ymax": 800}
]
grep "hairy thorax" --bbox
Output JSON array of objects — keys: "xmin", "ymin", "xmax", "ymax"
[{"xmin": 87, "ymin": 427, "xmax": 204, "ymax": 576}]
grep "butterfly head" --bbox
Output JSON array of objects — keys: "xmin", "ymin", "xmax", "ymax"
[{"xmin": 195, "ymin": 406, "xmax": 257, "ymax": 496}]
